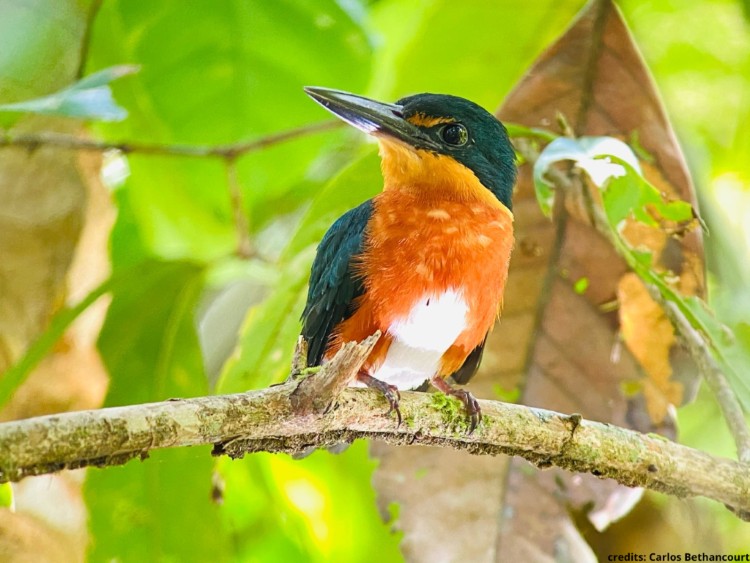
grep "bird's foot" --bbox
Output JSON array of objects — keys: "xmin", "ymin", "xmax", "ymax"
[
  {"xmin": 357, "ymin": 373, "xmax": 402, "ymax": 426},
  {"xmin": 430, "ymin": 377, "xmax": 482, "ymax": 433}
]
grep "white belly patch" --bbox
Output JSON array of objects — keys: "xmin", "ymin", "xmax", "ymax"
[{"xmin": 365, "ymin": 289, "xmax": 468, "ymax": 390}]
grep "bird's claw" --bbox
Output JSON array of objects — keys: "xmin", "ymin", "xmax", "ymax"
[
  {"xmin": 357, "ymin": 373, "xmax": 402, "ymax": 426},
  {"xmin": 431, "ymin": 377, "xmax": 482, "ymax": 433},
  {"xmin": 383, "ymin": 384, "xmax": 402, "ymax": 426},
  {"xmin": 454, "ymin": 389, "xmax": 482, "ymax": 434}
]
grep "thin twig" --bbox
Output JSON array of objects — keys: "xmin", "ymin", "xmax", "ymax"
[
  {"xmin": 0, "ymin": 120, "xmax": 342, "ymax": 160},
  {"xmin": 662, "ymin": 299, "xmax": 750, "ymax": 463},
  {"xmin": 225, "ymin": 158, "xmax": 253, "ymax": 259},
  {"xmin": 0, "ymin": 381, "xmax": 749, "ymax": 520},
  {"xmin": 514, "ymin": 139, "xmax": 750, "ymax": 463}
]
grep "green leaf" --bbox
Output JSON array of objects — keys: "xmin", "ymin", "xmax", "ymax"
[
  {"xmin": 658, "ymin": 199, "xmax": 694, "ymax": 222},
  {"xmin": 681, "ymin": 298, "xmax": 750, "ymax": 411},
  {"xmin": 98, "ymin": 260, "xmax": 207, "ymax": 404},
  {"xmin": 0, "ymin": 65, "xmax": 137, "ymax": 121},
  {"xmin": 86, "ymin": 447, "xmax": 228, "ymax": 562},
  {"xmin": 602, "ymin": 158, "xmax": 694, "ymax": 228},
  {"xmin": 533, "ymin": 136, "xmax": 694, "ymax": 228},
  {"xmin": 218, "ymin": 442, "xmax": 402, "ymax": 563},
  {"xmin": 0, "ymin": 0, "xmax": 90, "ymax": 128},
  {"xmin": 87, "ymin": 260, "xmax": 227, "ymax": 560},
  {"xmin": 197, "ymin": 257, "xmax": 278, "ymax": 381},
  {"xmin": 598, "ymin": 167, "xmax": 645, "ymax": 226},
  {"xmin": 0, "ymin": 276, "xmax": 113, "ymax": 408},
  {"xmin": 116, "ymin": 157, "xmax": 238, "ymax": 263},
  {"xmin": 216, "ymin": 249, "xmax": 313, "ymax": 393},
  {"xmin": 371, "ymin": 0, "xmax": 582, "ymax": 107},
  {"xmin": 87, "ymin": 0, "xmax": 373, "ymax": 261},
  {"xmin": 282, "ymin": 149, "xmax": 381, "ymax": 260}
]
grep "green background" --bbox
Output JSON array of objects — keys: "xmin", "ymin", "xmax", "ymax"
[{"xmin": 2, "ymin": 0, "xmax": 750, "ymax": 560}]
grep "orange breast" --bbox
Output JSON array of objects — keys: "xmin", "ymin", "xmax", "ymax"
[{"xmin": 328, "ymin": 187, "xmax": 514, "ymax": 377}]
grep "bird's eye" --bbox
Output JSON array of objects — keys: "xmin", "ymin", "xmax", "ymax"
[{"xmin": 440, "ymin": 123, "xmax": 469, "ymax": 146}]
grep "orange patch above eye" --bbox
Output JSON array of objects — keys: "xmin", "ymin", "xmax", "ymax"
[{"xmin": 406, "ymin": 113, "xmax": 455, "ymax": 127}]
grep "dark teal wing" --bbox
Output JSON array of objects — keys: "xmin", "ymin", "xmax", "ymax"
[
  {"xmin": 449, "ymin": 335, "xmax": 487, "ymax": 384},
  {"xmin": 301, "ymin": 200, "xmax": 373, "ymax": 366}
]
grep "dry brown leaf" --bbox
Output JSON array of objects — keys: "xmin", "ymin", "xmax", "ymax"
[
  {"xmin": 0, "ymin": 10, "xmax": 115, "ymax": 561},
  {"xmin": 618, "ymin": 273, "xmax": 681, "ymax": 423},
  {"xmin": 0, "ymin": 144, "xmax": 112, "ymax": 562},
  {"xmin": 0, "ymin": 117, "xmax": 86, "ymax": 372},
  {"xmin": 0, "ymin": 507, "xmax": 83, "ymax": 563},
  {"xmin": 0, "ymin": 471, "xmax": 90, "ymax": 563},
  {"xmin": 373, "ymin": 1, "xmax": 705, "ymax": 560},
  {"xmin": 0, "ymin": 150, "xmax": 113, "ymax": 422}
]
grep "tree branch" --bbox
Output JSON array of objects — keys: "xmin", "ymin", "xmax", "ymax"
[
  {"xmin": 661, "ymin": 298, "xmax": 750, "ymax": 463},
  {"xmin": 1, "ymin": 378, "xmax": 748, "ymax": 519},
  {"xmin": 0, "ymin": 120, "xmax": 341, "ymax": 160},
  {"xmin": 290, "ymin": 332, "xmax": 381, "ymax": 414}
]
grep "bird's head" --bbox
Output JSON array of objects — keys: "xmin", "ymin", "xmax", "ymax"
[{"xmin": 305, "ymin": 86, "xmax": 516, "ymax": 211}]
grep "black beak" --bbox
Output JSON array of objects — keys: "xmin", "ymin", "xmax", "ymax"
[{"xmin": 304, "ymin": 86, "xmax": 439, "ymax": 151}]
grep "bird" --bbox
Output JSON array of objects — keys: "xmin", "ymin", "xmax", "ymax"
[{"xmin": 300, "ymin": 86, "xmax": 517, "ymax": 432}]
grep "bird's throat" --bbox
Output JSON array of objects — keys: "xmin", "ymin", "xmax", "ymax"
[{"xmin": 377, "ymin": 137, "xmax": 509, "ymax": 214}]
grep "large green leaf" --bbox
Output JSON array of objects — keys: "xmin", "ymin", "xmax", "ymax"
[
  {"xmin": 369, "ymin": 0, "xmax": 583, "ymax": 106},
  {"xmin": 86, "ymin": 447, "xmax": 226, "ymax": 562},
  {"xmin": 0, "ymin": 0, "xmax": 90, "ymax": 126},
  {"xmin": 87, "ymin": 260, "xmax": 227, "ymax": 560},
  {"xmin": 97, "ymin": 260, "xmax": 207, "ymax": 405},
  {"xmin": 86, "ymin": 0, "xmax": 373, "ymax": 261}
]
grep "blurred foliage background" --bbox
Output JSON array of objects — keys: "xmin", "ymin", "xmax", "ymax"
[{"xmin": 1, "ymin": 0, "xmax": 750, "ymax": 560}]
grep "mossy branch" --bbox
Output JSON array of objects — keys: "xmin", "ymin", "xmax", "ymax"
[{"xmin": 0, "ymin": 369, "xmax": 748, "ymax": 520}]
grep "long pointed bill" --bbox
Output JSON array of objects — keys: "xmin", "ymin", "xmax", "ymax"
[{"xmin": 304, "ymin": 86, "xmax": 440, "ymax": 151}]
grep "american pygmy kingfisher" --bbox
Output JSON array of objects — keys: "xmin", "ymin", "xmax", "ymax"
[{"xmin": 301, "ymin": 87, "xmax": 517, "ymax": 431}]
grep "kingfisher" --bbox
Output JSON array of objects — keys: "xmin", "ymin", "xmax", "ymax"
[{"xmin": 301, "ymin": 87, "xmax": 516, "ymax": 431}]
